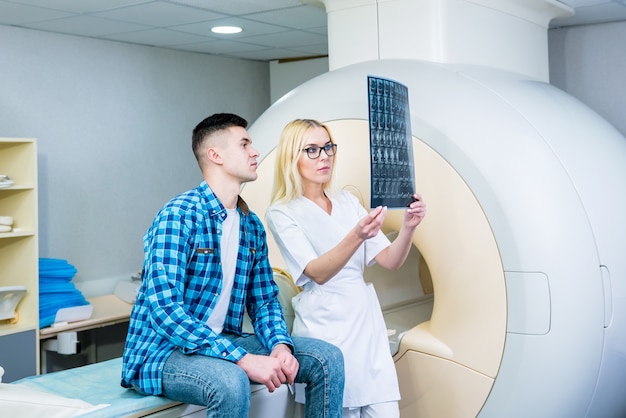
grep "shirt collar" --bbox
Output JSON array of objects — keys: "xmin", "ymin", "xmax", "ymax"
[{"xmin": 200, "ymin": 180, "xmax": 250, "ymax": 218}]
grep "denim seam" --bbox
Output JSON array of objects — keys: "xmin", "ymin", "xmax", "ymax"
[{"xmin": 299, "ymin": 349, "xmax": 332, "ymax": 418}]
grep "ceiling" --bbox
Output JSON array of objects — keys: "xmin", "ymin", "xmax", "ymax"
[{"xmin": 1, "ymin": 0, "xmax": 625, "ymax": 62}]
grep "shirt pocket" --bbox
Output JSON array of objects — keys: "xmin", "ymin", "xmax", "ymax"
[{"xmin": 188, "ymin": 247, "xmax": 219, "ymax": 279}]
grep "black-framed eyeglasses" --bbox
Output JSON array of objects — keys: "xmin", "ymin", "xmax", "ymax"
[{"xmin": 301, "ymin": 143, "xmax": 337, "ymax": 159}]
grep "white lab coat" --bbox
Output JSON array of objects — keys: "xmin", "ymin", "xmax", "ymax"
[{"xmin": 266, "ymin": 191, "xmax": 400, "ymax": 407}]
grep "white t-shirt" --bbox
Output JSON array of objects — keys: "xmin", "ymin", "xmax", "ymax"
[{"xmin": 207, "ymin": 208, "xmax": 239, "ymax": 334}]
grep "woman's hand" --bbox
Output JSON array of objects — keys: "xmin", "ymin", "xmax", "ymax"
[
  {"xmin": 374, "ymin": 193, "xmax": 426, "ymax": 270},
  {"xmin": 354, "ymin": 205, "xmax": 387, "ymax": 240},
  {"xmin": 404, "ymin": 193, "xmax": 426, "ymax": 229},
  {"xmin": 303, "ymin": 206, "xmax": 388, "ymax": 284}
]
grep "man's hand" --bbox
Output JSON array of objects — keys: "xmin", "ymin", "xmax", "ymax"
[
  {"xmin": 270, "ymin": 344, "xmax": 299, "ymax": 386},
  {"xmin": 236, "ymin": 345, "xmax": 299, "ymax": 392}
]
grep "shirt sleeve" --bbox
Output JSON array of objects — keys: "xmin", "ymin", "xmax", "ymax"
[
  {"xmin": 266, "ymin": 205, "xmax": 319, "ymax": 287},
  {"xmin": 142, "ymin": 208, "xmax": 247, "ymax": 362}
]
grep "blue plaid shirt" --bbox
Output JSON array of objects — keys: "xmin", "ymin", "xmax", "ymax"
[{"xmin": 121, "ymin": 181, "xmax": 293, "ymax": 395}]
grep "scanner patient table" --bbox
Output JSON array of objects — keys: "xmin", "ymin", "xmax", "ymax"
[{"xmin": 2, "ymin": 357, "xmax": 206, "ymax": 417}]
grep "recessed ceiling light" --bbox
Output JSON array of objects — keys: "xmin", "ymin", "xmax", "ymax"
[{"xmin": 211, "ymin": 26, "xmax": 243, "ymax": 34}]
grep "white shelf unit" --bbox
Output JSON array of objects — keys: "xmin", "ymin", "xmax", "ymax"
[{"xmin": 0, "ymin": 137, "xmax": 39, "ymax": 380}]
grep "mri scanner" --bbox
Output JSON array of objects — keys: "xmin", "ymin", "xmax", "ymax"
[{"xmin": 241, "ymin": 58, "xmax": 626, "ymax": 418}]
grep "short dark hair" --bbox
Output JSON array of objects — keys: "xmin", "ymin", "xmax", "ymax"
[{"xmin": 192, "ymin": 113, "xmax": 248, "ymax": 160}]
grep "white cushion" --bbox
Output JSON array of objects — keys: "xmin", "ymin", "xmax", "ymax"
[{"xmin": 0, "ymin": 383, "xmax": 108, "ymax": 417}]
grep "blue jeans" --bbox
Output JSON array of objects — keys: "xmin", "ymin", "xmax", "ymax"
[{"xmin": 161, "ymin": 333, "xmax": 344, "ymax": 418}]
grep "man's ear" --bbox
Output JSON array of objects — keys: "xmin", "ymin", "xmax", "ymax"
[{"xmin": 206, "ymin": 147, "xmax": 222, "ymax": 164}]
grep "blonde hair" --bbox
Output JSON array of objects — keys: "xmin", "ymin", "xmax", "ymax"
[{"xmin": 270, "ymin": 119, "xmax": 337, "ymax": 205}]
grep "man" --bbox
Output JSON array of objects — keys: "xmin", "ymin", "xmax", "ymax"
[{"xmin": 121, "ymin": 113, "xmax": 344, "ymax": 418}]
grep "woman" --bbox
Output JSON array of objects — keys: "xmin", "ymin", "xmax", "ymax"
[{"xmin": 266, "ymin": 119, "xmax": 426, "ymax": 418}]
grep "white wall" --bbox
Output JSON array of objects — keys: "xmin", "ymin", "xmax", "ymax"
[
  {"xmin": 0, "ymin": 25, "xmax": 270, "ymax": 296},
  {"xmin": 269, "ymin": 57, "xmax": 328, "ymax": 103},
  {"xmin": 549, "ymin": 20, "xmax": 626, "ymax": 137}
]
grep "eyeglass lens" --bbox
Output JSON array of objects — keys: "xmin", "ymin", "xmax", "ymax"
[{"xmin": 305, "ymin": 143, "xmax": 337, "ymax": 159}]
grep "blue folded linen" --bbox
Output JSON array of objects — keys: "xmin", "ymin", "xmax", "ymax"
[{"xmin": 39, "ymin": 258, "xmax": 90, "ymax": 328}]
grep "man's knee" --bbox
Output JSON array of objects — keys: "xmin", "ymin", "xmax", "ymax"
[
  {"xmin": 293, "ymin": 336, "xmax": 345, "ymax": 376},
  {"xmin": 198, "ymin": 367, "xmax": 251, "ymax": 417},
  {"xmin": 163, "ymin": 354, "xmax": 251, "ymax": 411},
  {"xmin": 210, "ymin": 366, "xmax": 250, "ymax": 405},
  {"xmin": 324, "ymin": 342, "xmax": 344, "ymax": 367},
  {"xmin": 311, "ymin": 338, "xmax": 344, "ymax": 368}
]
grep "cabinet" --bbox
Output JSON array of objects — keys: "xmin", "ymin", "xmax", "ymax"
[{"xmin": 0, "ymin": 137, "xmax": 39, "ymax": 381}]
